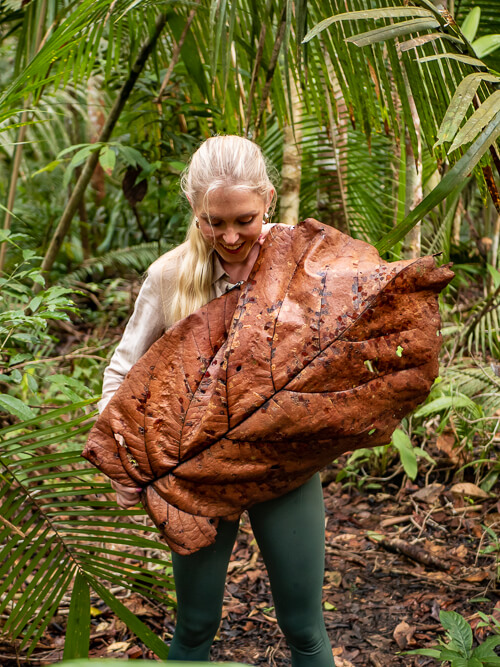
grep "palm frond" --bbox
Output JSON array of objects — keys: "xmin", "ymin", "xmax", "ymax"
[
  {"xmin": 63, "ymin": 239, "xmax": 175, "ymax": 283},
  {"xmin": 0, "ymin": 400, "xmax": 174, "ymax": 656},
  {"xmin": 303, "ymin": 0, "xmax": 500, "ymax": 252}
]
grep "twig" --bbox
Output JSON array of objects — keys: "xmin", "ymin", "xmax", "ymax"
[
  {"xmin": 0, "ymin": 514, "xmax": 25, "ymax": 537},
  {"xmin": 5, "ymin": 344, "xmax": 114, "ymax": 371},
  {"xmin": 244, "ymin": 0, "xmax": 272, "ymax": 136},
  {"xmin": 377, "ymin": 537, "xmax": 449, "ymax": 571},
  {"xmin": 38, "ymin": 11, "xmax": 170, "ymax": 287},
  {"xmin": 254, "ymin": 4, "xmax": 288, "ymax": 134},
  {"xmin": 155, "ymin": 1, "xmax": 201, "ymax": 104}
]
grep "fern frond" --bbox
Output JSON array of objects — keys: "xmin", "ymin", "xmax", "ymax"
[
  {"xmin": 0, "ymin": 400, "xmax": 174, "ymax": 657},
  {"xmin": 63, "ymin": 240, "xmax": 175, "ymax": 283}
]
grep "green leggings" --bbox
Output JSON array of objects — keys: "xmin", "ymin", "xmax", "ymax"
[{"xmin": 168, "ymin": 474, "xmax": 334, "ymax": 665}]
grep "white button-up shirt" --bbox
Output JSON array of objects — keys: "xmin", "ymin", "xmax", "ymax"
[{"xmin": 98, "ymin": 244, "xmax": 238, "ymax": 413}]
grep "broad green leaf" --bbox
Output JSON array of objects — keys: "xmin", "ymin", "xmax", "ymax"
[
  {"xmin": 63, "ymin": 571, "xmax": 90, "ymax": 660},
  {"xmin": 391, "ymin": 429, "xmax": 418, "ymax": 480},
  {"xmin": 435, "ymin": 73, "xmax": 500, "ymax": 146},
  {"xmin": 89, "ymin": 577, "xmax": 170, "ymax": 660},
  {"xmin": 0, "ymin": 395, "xmax": 36, "ymax": 421},
  {"xmin": 67, "ymin": 145, "xmax": 98, "ymax": 170},
  {"xmin": 28, "ymin": 295, "xmax": 42, "ymax": 313},
  {"xmin": 403, "ymin": 648, "xmax": 441, "ymax": 657},
  {"xmin": 487, "ymin": 264, "xmax": 500, "ymax": 289},
  {"xmin": 449, "ymin": 90, "xmax": 500, "ymax": 152},
  {"xmin": 376, "ymin": 109, "xmax": 500, "ymax": 253},
  {"xmin": 302, "ymin": 7, "xmax": 434, "ymax": 43},
  {"xmin": 98, "ymin": 147, "xmax": 116, "ymax": 173},
  {"xmin": 414, "ymin": 394, "xmax": 478, "ymax": 418},
  {"xmin": 440, "ymin": 610, "xmax": 473, "ymax": 655},
  {"xmin": 438, "ymin": 645, "xmax": 468, "ymax": 660},
  {"xmin": 473, "ymin": 634, "xmax": 500, "ymax": 659},
  {"xmin": 57, "ymin": 143, "xmax": 97, "ymax": 160},
  {"xmin": 31, "ymin": 160, "xmax": 62, "ymax": 177},
  {"xmin": 460, "ymin": 7, "xmax": 481, "ymax": 42},
  {"xmin": 346, "ymin": 19, "xmax": 440, "ymax": 47},
  {"xmin": 413, "ymin": 448, "xmax": 436, "ymax": 466},
  {"xmin": 467, "ymin": 658, "xmax": 484, "ymax": 667},
  {"xmin": 473, "ymin": 34, "xmax": 500, "ymax": 58}
]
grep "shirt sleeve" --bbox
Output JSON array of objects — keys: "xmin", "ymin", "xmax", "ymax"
[{"xmin": 97, "ymin": 268, "xmax": 167, "ymax": 413}]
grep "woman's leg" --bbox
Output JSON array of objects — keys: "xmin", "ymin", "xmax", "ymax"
[
  {"xmin": 168, "ymin": 519, "xmax": 239, "ymax": 661},
  {"xmin": 248, "ymin": 474, "xmax": 334, "ymax": 667}
]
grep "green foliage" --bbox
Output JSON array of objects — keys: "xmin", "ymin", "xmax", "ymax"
[
  {"xmin": 0, "ymin": 401, "xmax": 175, "ymax": 657},
  {"xmin": 406, "ymin": 610, "xmax": 500, "ymax": 665},
  {"xmin": 335, "ymin": 428, "xmax": 435, "ymax": 488},
  {"xmin": 0, "ymin": 234, "xmax": 84, "ymax": 415},
  {"xmin": 0, "ymin": 0, "xmax": 499, "ymax": 659}
]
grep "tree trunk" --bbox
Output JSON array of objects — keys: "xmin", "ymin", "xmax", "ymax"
[
  {"xmin": 0, "ymin": 0, "xmax": 48, "ymax": 274},
  {"xmin": 37, "ymin": 11, "xmax": 170, "ymax": 288},
  {"xmin": 319, "ymin": 44, "xmax": 350, "ymax": 234},
  {"xmin": 280, "ymin": 77, "xmax": 302, "ymax": 226},
  {"xmin": 402, "ymin": 77, "xmax": 422, "ymax": 259}
]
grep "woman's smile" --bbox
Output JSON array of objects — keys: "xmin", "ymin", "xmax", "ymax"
[
  {"xmin": 218, "ymin": 240, "xmax": 245, "ymax": 253},
  {"xmin": 194, "ymin": 188, "xmax": 270, "ymax": 268}
]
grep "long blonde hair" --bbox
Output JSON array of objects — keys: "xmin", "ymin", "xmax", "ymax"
[{"xmin": 170, "ymin": 136, "xmax": 276, "ymax": 322}]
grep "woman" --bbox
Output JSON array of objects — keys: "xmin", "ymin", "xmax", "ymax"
[{"xmin": 99, "ymin": 135, "xmax": 335, "ymax": 665}]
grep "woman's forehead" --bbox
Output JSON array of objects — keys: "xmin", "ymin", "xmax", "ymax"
[{"xmin": 200, "ymin": 188, "xmax": 265, "ymax": 215}]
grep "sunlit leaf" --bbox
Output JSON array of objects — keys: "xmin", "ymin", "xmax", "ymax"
[
  {"xmin": 449, "ymin": 90, "xmax": 500, "ymax": 152},
  {"xmin": 435, "ymin": 73, "xmax": 500, "ymax": 146},
  {"xmin": 346, "ymin": 18, "xmax": 440, "ymax": 47},
  {"xmin": 473, "ymin": 34, "xmax": 500, "ymax": 58},
  {"xmin": 302, "ymin": 7, "xmax": 434, "ymax": 43},
  {"xmin": 460, "ymin": 7, "xmax": 481, "ymax": 42}
]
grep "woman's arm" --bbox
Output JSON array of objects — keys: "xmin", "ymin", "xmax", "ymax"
[
  {"xmin": 98, "ymin": 259, "xmax": 174, "ymax": 507},
  {"xmin": 98, "ymin": 267, "xmax": 167, "ymax": 413}
]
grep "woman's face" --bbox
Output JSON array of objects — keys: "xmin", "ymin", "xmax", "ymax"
[{"xmin": 194, "ymin": 188, "xmax": 270, "ymax": 265}]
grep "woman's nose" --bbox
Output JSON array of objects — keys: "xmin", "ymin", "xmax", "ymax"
[{"xmin": 223, "ymin": 228, "xmax": 239, "ymax": 244}]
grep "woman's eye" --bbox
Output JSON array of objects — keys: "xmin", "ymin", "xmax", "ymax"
[{"xmin": 239, "ymin": 217, "xmax": 254, "ymax": 225}]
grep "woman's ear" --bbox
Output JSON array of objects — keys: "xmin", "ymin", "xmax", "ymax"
[{"xmin": 267, "ymin": 188, "xmax": 275, "ymax": 209}]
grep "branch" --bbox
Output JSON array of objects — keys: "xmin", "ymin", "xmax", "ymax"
[
  {"xmin": 155, "ymin": 1, "xmax": 200, "ymax": 104},
  {"xmin": 37, "ymin": 11, "xmax": 170, "ymax": 290},
  {"xmin": 254, "ymin": 5, "xmax": 288, "ymax": 134}
]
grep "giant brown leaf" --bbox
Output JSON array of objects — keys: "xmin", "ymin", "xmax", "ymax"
[{"xmin": 83, "ymin": 219, "xmax": 454, "ymax": 554}]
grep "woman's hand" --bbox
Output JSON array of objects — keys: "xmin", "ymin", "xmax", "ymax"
[
  {"xmin": 258, "ymin": 222, "xmax": 273, "ymax": 246},
  {"xmin": 111, "ymin": 479, "xmax": 143, "ymax": 509},
  {"xmin": 111, "ymin": 433, "xmax": 143, "ymax": 508}
]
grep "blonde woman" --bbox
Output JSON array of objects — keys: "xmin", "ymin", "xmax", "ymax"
[{"xmin": 99, "ymin": 136, "xmax": 334, "ymax": 665}]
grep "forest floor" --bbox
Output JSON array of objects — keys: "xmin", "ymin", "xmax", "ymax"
[{"xmin": 4, "ymin": 456, "xmax": 499, "ymax": 667}]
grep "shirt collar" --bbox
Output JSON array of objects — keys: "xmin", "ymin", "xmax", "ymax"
[{"xmin": 212, "ymin": 253, "xmax": 230, "ymax": 284}]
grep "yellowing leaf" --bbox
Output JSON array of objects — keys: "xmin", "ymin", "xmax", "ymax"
[{"xmin": 450, "ymin": 482, "xmax": 490, "ymax": 500}]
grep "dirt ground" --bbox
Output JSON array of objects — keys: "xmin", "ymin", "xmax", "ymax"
[
  {"xmin": 206, "ymin": 475, "xmax": 500, "ymax": 666},
  {"xmin": 2, "ymin": 463, "xmax": 499, "ymax": 667}
]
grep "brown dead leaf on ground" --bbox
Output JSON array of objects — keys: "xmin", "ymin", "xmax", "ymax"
[
  {"xmin": 451, "ymin": 482, "xmax": 490, "ymax": 500},
  {"xmin": 412, "ymin": 483, "xmax": 445, "ymax": 504},
  {"xmin": 393, "ymin": 620, "xmax": 416, "ymax": 649},
  {"xmin": 436, "ymin": 431, "xmax": 458, "ymax": 462}
]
